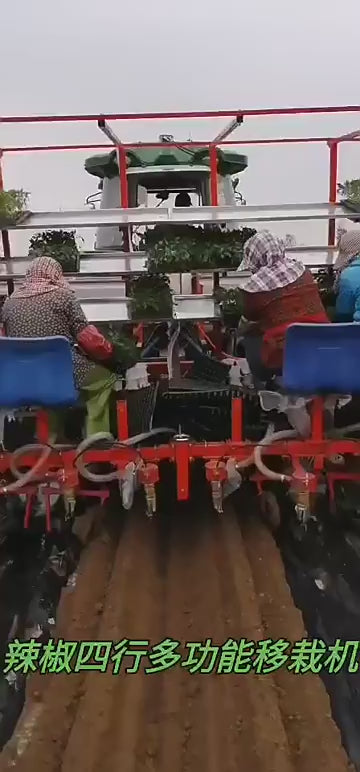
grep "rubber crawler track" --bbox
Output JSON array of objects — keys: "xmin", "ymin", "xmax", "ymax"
[{"xmin": 0, "ymin": 503, "xmax": 353, "ymax": 772}]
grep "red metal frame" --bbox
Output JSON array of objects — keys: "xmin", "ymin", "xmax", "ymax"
[
  {"xmin": 1, "ymin": 103, "xmax": 360, "ymax": 247},
  {"xmin": 36, "ymin": 410, "xmax": 50, "ymax": 443},
  {"xmin": 116, "ymin": 400, "xmax": 129, "ymax": 441},
  {"xmin": 118, "ymin": 144, "xmax": 129, "ymax": 209},
  {"xmin": 0, "ymin": 150, "xmax": 13, "ymax": 293},
  {"xmin": 4, "ymin": 435, "xmax": 357, "ymax": 469},
  {"xmin": 209, "ymin": 144, "xmax": 219, "ymax": 207},
  {"xmin": 2, "ymin": 433, "xmax": 358, "ymax": 499},
  {"xmin": 1, "ymin": 105, "xmax": 360, "ymax": 524},
  {"xmin": 2, "ymin": 105, "xmax": 360, "ymax": 122},
  {"xmin": 23, "ymin": 486, "xmax": 110, "ymax": 532},
  {"xmin": 1, "ymin": 396, "xmax": 359, "ymax": 514},
  {"xmin": 3, "ymin": 137, "xmax": 360, "ymax": 154},
  {"xmin": 328, "ymin": 141, "xmax": 339, "ymax": 246},
  {"xmin": 231, "ymin": 397, "xmax": 243, "ymax": 443}
]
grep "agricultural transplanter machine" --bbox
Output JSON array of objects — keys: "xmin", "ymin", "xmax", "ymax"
[{"xmin": 1, "ymin": 105, "xmax": 360, "ymax": 529}]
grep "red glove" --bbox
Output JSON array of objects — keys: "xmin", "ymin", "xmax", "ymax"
[{"xmin": 76, "ymin": 325, "xmax": 113, "ymax": 361}]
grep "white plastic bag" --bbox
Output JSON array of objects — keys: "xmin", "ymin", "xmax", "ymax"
[{"xmin": 125, "ymin": 363, "xmax": 149, "ymax": 391}]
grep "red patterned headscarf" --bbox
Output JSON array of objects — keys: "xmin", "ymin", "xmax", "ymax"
[
  {"xmin": 241, "ymin": 230, "xmax": 305, "ymax": 293},
  {"xmin": 12, "ymin": 256, "xmax": 70, "ymax": 299}
]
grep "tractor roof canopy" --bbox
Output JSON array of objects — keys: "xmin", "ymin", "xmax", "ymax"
[{"xmin": 85, "ymin": 147, "xmax": 248, "ymax": 180}]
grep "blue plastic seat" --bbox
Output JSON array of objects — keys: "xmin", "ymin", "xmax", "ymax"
[
  {"xmin": 0, "ymin": 336, "xmax": 78, "ymax": 408},
  {"xmin": 282, "ymin": 323, "xmax": 360, "ymax": 395}
]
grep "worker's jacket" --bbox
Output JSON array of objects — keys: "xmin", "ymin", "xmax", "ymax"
[{"xmin": 335, "ymin": 256, "xmax": 360, "ymax": 323}]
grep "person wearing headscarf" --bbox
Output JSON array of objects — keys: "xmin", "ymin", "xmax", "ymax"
[
  {"xmin": 334, "ymin": 230, "xmax": 360, "ymax": 322},
  {"xmin": 1, "ymin": 256, "xmax": 139, "ymax": 440},
  {"xmin": 239, "ymin": 230, "xmax": 328, "ymax": 381}
]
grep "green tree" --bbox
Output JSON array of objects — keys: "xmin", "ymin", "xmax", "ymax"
[{"xmin": 337, "ymin": 179, "xmax": 360, "ymax": 203}]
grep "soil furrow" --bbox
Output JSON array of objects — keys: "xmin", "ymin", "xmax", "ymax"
[{"xmin": 0, "ymin": 502, "xmax": 352, "ymax": 772}]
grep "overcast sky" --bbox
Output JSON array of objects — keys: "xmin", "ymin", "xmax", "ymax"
[{"xmin": 1, "ymin": 0, "xmax": 360, "ymax": 254}]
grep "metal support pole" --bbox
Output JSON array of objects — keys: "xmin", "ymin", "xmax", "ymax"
[
  {"xmin": 212, "ymin": 114, "xmax": 244, "ymax": 143},
  {"xmin": 98, "ymin": 121, "xmax": 130, "ymax": 247},
  {"xmin": 209, "ymin": 145, "xmax": 219, "ymax": 207},
  {"xmin": 231, "ymin": 398, "xmax": 243, "ymax": 443},
  {"xmin": 0, "ymin": 153, "xmax": 14, "ymax": 295},
  {"xmin": 328, "ymin": 141, "xmax": 338, "ymax": 246},
  {"xmin": 116, "ymin": 400, "xmax": 129, "ymax": 440},
  {"xmin": 174, "ymin": 436, "xmax": 190, "ymax": 500},
  {"xmin": 117, "ymin": 144, "xmax": 130, "ymax": 251},
  {"xmin": 332, "ymin": 128, "xmax": 360, "ymax": 142},
  {"xmin": 118, "ymin": 145, "xmax": 129, "ymax": 208},
  {"xmin": 98, "ymin": 117, "xmax": 122, "ymax": 145},
  {"xmin": 311, "ymin": 397, "xmax": 324, "ymax": 442},
  {"xmin": 191, "ymin": 274, "xmax": 200, "ymax": 294},
  {"xmin": 213, "ymin": 272, "xmax": 220, "ymax": 291}
]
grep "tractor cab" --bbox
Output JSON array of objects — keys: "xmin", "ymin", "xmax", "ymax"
[
  {"xmin": 94, "ymin": 163, "xmax": 212, "ymax": 251},
  {"xmin": 128, "ymin": 164, "xmax": 211, "ymax": 207},
  {"xmin": 84, "ymin": 140, "xmax": 248, "ymax": 251}
]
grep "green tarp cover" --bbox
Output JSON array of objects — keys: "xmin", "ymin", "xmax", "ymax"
[{"xmin": 85, "ymin": 147, "xmax": 248, "ymax": 179}]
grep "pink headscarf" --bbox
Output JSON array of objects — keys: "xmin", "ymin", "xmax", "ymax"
[{"xmin": 12, "ymin": 256, "xmax": 70, "ymax": 299}]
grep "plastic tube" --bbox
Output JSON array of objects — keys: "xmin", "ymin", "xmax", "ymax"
[
  {"xmin": 246, "ymin": 416, "xmax": 360, "ymax": 482},
  {"xmin": 11, "ymin": 418, "xmax": 360, "ymax": 496},
  {"xmin": 121, "ymin": 427, "xmax": 175, "ymax": 445},
  {"xmin": 255, "ymin": 419, "xmax": 360, "ymax": 483},
  {"xmin": 7, "ymin": 412, "xmax": 360, "ymax": 493},
  {"xmin": 0, "ymin": 428, "xmax": 177, "ymax": 493},
  {"xmin": 253, "ymin": 426, "xmax": 297, "ymax": 481},
  {"xmin": 5, "ymin": 443, "xmax": 52, "ymax": 492},
  {"xmin": 235, "ymin": 450, "xmax": 256, "ymax": 469},
  {"xmin": 167, "ymin": 323, "xmax": 181, "ymax": 380},
  {"xmin": 74, "ymin": 428, "xmax": 175, "ymax": 483},
  {"xmin": 121, "ymin": 462, "xmax": 137, "ymax": 510},
  {"xmin": 328, "ymin": 422, "xmax": 360, "ymax": 438},
  {"xmin": 74, "ymin": 432, "xmax": 127, "ymax": 483}
]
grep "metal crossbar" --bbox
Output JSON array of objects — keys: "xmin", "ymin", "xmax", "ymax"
[{"xmin": 3, "ymin": 202, "xmax": 355, "ymax": 231}]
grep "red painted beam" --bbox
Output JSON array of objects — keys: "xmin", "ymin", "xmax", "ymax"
[
  {"xmin": 1, "ymin": 104, "xmax": 360, "ymax": 123},
  {"xmin": 3, "ymin": 137, "xmax": 360, "ymax": 154}
]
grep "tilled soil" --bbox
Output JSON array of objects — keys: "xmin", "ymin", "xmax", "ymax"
[{"xmin": 0, "ymin": 502, "xmax": 353, "ymax": 772}]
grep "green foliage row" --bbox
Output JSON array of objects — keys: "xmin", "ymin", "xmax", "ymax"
[
  {"xmin": 128, "ymin": 274, "xmax": 173, "ymax": 319},
  {"xmin": 215, "ymin": 286, "xmax": 244, "ymax": 316},
  {"xmin": 143, "ymin": 226, "xmax": 256, "ymax": 273},
  {"xmin": 28, "ymin": 230, "xmax": 80, "ymax": 273},
  {"xmin": 0, "ymin": 189, "xmax": 29, "ymax": 224}
]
